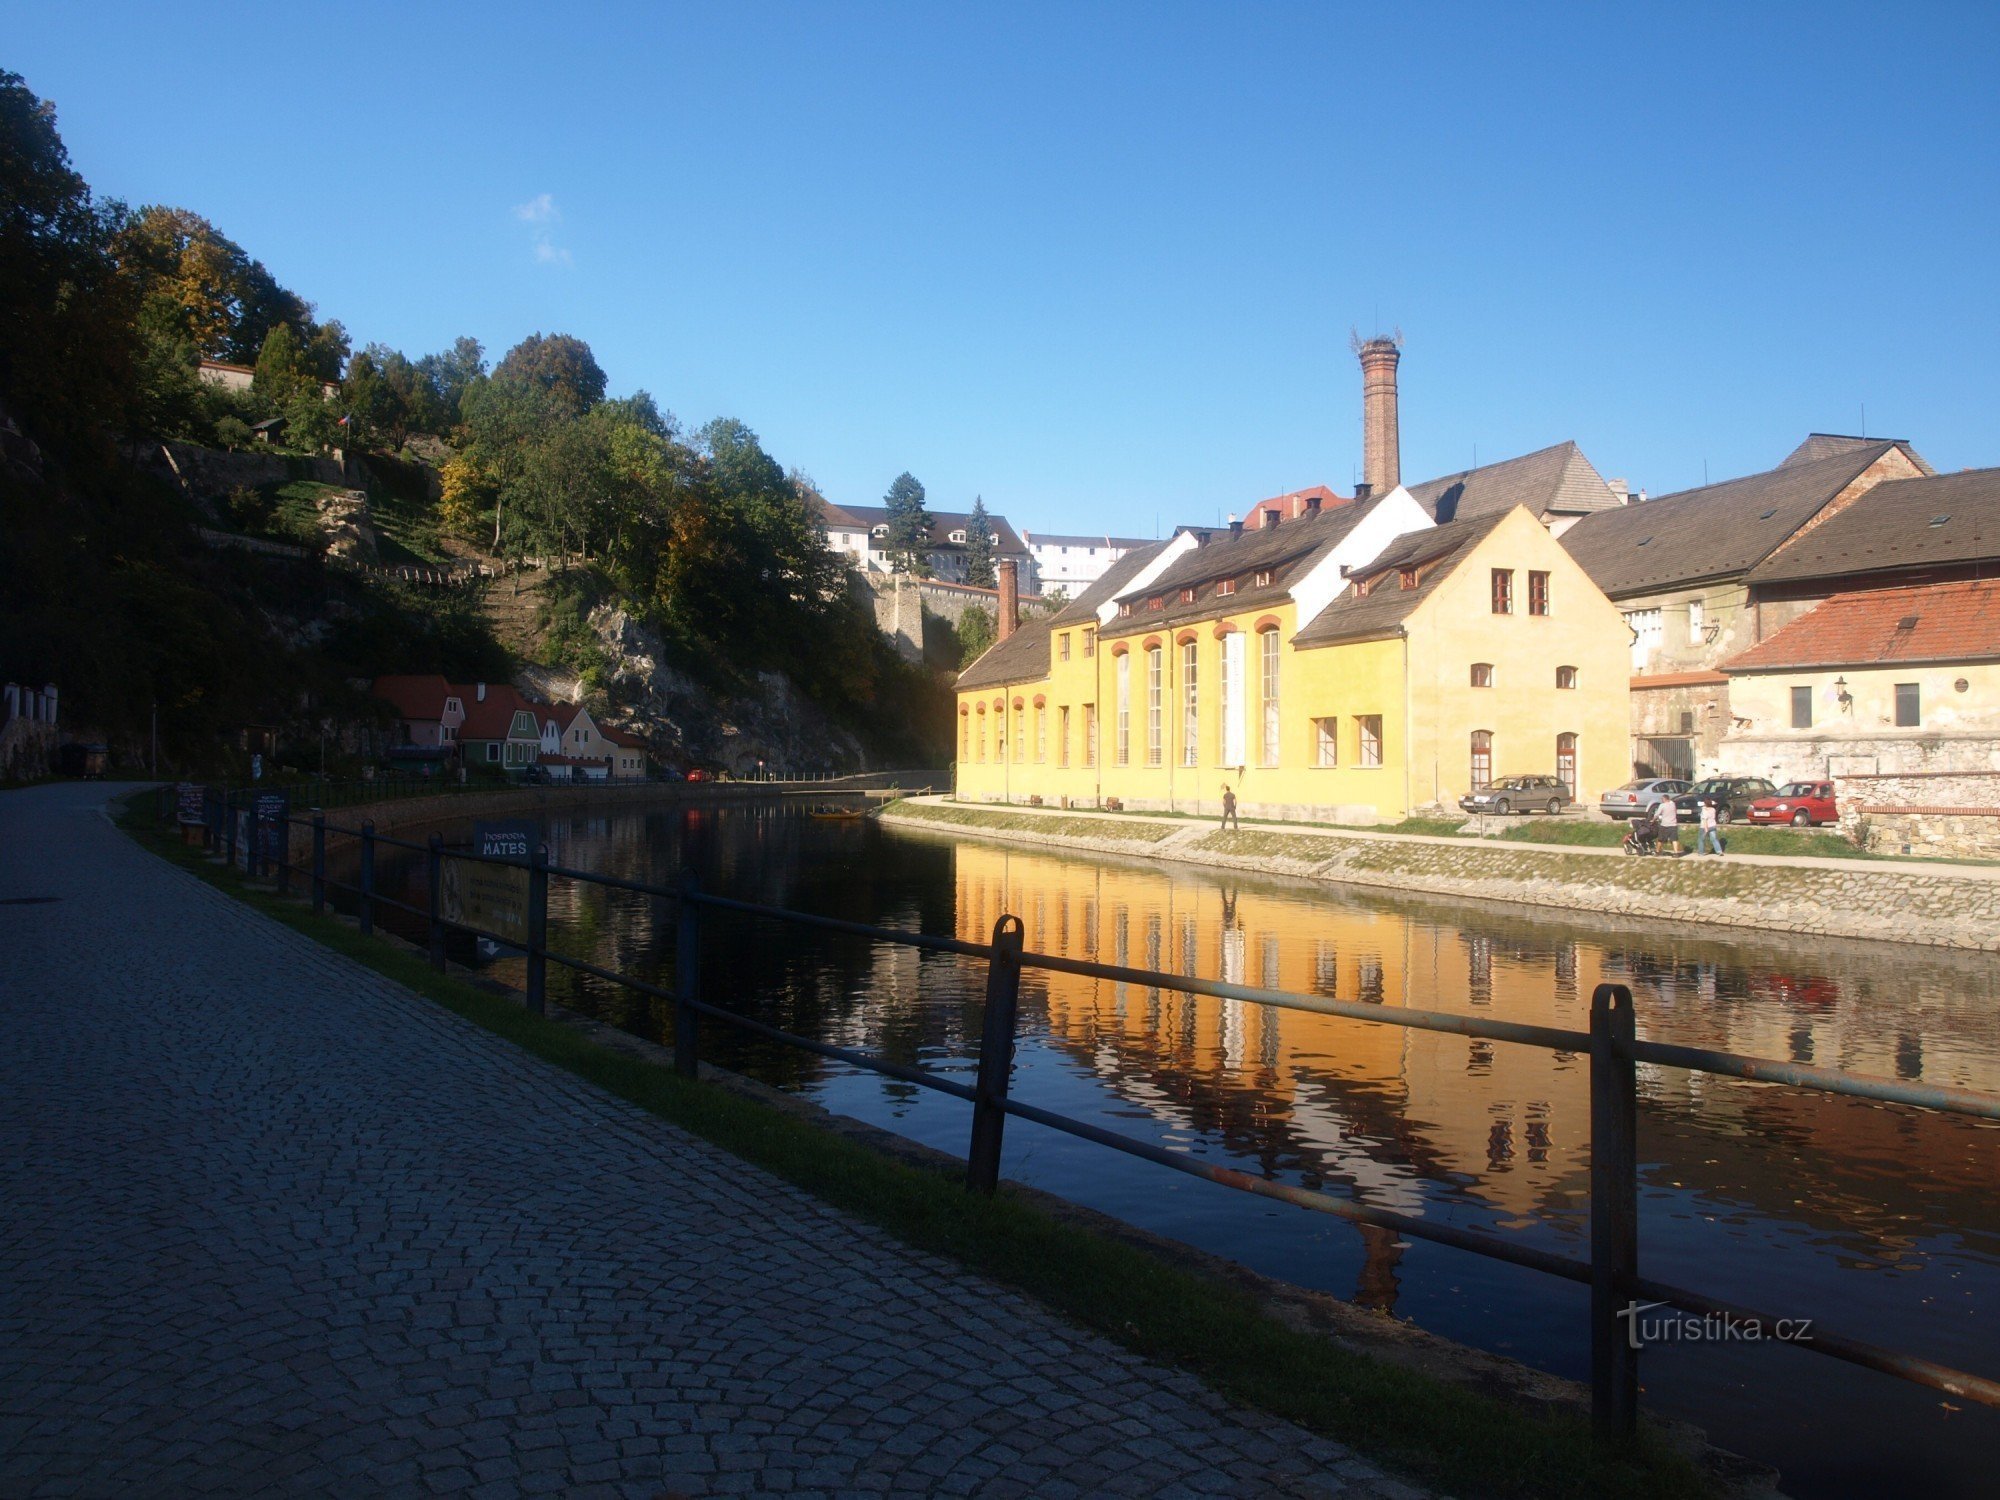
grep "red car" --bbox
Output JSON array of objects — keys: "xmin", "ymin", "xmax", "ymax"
[
  {"xmin": 684, "ymin": 768, "xmax": 711, "ymax": 783},
  {"xmin": 1746, "ymin": 780, "xmax": 1837, "ymax": 826}
]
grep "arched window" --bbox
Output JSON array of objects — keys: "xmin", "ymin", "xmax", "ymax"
[
  {"xmin": 1181, "ymin": 639, "xmax": 1199, "ymax": 766},
  {"xmin": 1259, "ymin": 627, "xmax": 1281, "ymax": 766},
  {"xmin": 1470, "ymin": 662, "xmax": 1494, "ymax": 688},
  {"xmin": 1556, "ymin": 665, "xmax": 1578, "ymax": 690},
  {"xmin": 960, "ymin": 711, "xmax": 969, "ymax": 762},
  {"xmin": 1556, "ymin": 733, "xmax": 1577, "ymax": 792},
  {"xmin": 1470, "ymin": 730, "xmax": 1493, "ymax": 790}
]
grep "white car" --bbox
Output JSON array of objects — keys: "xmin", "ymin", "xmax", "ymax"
[{"xmin": 1599, "ymin": 778, "xmax": 1692, "ymax": 821}]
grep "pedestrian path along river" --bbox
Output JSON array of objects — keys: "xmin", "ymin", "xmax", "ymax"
[{"xmin": 0, "ymin": 783, "xmax": 1422, "ymax": 1499}]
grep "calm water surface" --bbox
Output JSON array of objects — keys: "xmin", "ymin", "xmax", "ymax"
[{"xmin": 348, "ymin": 802, "xmax": 2000, "ymax": 1499}]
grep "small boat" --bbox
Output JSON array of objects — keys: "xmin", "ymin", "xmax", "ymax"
[{"xmin": 807, "ymin": 805, "xmax": 867, "ymax": 821}]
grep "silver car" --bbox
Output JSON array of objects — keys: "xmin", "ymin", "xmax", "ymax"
[{"xmin": 1600, "ymin": 777, "xmax": 1692, "ymax": 821}]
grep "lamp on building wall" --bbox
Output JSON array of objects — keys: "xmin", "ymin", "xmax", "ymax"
[{"xmin": 1834, "ymin": 676, "xmax": 1853, "ymax": 712}]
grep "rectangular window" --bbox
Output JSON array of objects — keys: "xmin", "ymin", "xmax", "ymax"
[
  {"xmin": 1470, "ymin": 662, "xmax": 1494, "ymax": 688},
  {"xmin": 1084, "ymin": 704, "xmax": 1097, "ymax": 767},
  {"xmin": 1058, "ymin": 705, "xmax": 1070, "ymax": 767},
  {"xmin": 1014, "ymin": 703, "xmax": 1025, "ymax": 762},
  {"xmin": 960, "ymin": 715, "xmax": 969, "ymax": 761},
  {"xmin": 1688, "ymin": 599, "xmax": 1706, "ymax": 637},
  {"xmin": 1790, "ymin": 685, "xmax": 1813, "ymax": 729},
  {"xmin": 1314, "ymin": 716, "xmax": 1338, "ymax": 767},
  {"xmin": 1470, "ymin": 729, "xmax": 1493, "ymax": 788},
  {"xmin": 976, "ymin": 715, "xmax": 985, "ymax": 762},
  {"xmin": 1491, "ymin": 569, "xmax": 1514, "ymax": 614},
  {"xmin": 1896, "ymin": 682, "xmax": 1921, "ymax": 727},
  {"xmin": 1358, "ymin": 715, "xmax": 1383, "ymax": 767},
  {"xmin": 1220, "ymin": 632, "xmax": 1247, "ymax": 766},
  {"xmin": 1035, "ymin": 703, "xmax": 1046, "ymax": 763},
  {"xmin": 1115, "ymin": 655, "xmax": 1131, "ymax": 765},
  {"xmin": 1217, "ymin": 578, "xmax": 1235, "ymax": 597},
  {"xmin": 1083, "ymin": 628, "xmax": 1095, "ymax": 658},
  {"xmin": 1181, "ymin": 641, "xmax": 1199, "ymax": 767},
  {"xmin": 1146, "ymin": 647, "xmax": 1163, "ymax": 765},
  {"xmin": 1059, "ymin": 633, "xmax": 1070, "ymax": 661},
  {"xmin": 1528, "ymin": 570, "xmax": 1549, "ymax": 616},
  {"xmin": 1259, "ymin": 630, "xmax": 1281, "ymax": 767}
]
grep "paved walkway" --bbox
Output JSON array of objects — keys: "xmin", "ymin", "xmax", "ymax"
[{"xmin": 0, "ymin": 784, "xmax": 1423, "ymax": 1499}]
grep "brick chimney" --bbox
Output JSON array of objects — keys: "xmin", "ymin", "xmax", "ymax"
[
  {"xmin": 1357, "ymin": 336, "xmax": 1402, "ymax": 494},
  {"xmin": 997, "ymin": 557, "xmax": 1019, "ymax": 641},
  {"xmin": 1260, "ymin": 508, "xmax": 1280, "ymax": 530},
  {"xmin": 1304, "ymin": 495, "xmax": 1322, "ymax": 515}
]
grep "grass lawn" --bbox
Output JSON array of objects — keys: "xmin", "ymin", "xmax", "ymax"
[
  {"xmin": 114, "ymin": 790, "xmax": 1712, "ymax": 1499},
  {"xmin": 1494, "ymin": 818, "xmax": 1877, "ymax": 860}
]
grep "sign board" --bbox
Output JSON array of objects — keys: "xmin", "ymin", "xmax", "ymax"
[
  {"xmin": 254, "ymin": 791, "xmax": 290, "ymax": 871},
  {"xmin": 251, "ymin": 753, "xmax": 263, "ymax": 781},
  {"xmin": 440, "ymin": 819, "xmax": 536, "ymax": 947},
  {"xmin": 176, "ymin": 782, "xmax": 205, "ymax": 826}
]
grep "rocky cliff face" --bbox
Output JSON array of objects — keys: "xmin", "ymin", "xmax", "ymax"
[{"xmin": 588, "ymin": 606, "xmax": 867, "ymax": 775}]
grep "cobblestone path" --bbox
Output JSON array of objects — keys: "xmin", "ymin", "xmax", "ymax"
[{"xmin": 0, "ymin": 785, "xmax": 1430, "ymax": 1499}]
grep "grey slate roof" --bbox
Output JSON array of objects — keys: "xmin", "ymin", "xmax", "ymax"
[
  {"xmin": 954, "ymin": 613, "xmax": 1057, "ymax": 692},
  {"xmin": 1024, "ymin": 532, "xmax": 1155, "ymax": 550},
  {"xmin": 1098, "ymin": 504, "xmax": 1378, "ymax": 641},
  {"xmin": 1290, "ymin": 511, "xmax": 1512, "ymax": 649},
  {"xmin": 1748, "ymin": 468, "xmax": 2000, "ymax": 585},
  {"xmin": 1558, "ymin": 442, "xmax": 1905, "ymax": 598},
  {"xmin": 956, "ymin": 540, "xmax": 1174, "ymax": 690},
  {"xmin": 1404, "ymin": 441, "xmax": 1621, "ymax": 524},
  {"xmin": 1779, "ymin": 432, "xmax": 1933, "ymax": 475}
]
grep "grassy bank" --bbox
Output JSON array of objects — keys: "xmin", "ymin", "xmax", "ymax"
[{"xmin": 114, "ymin": 793, "xmax": 1709, "ymax": 1499}]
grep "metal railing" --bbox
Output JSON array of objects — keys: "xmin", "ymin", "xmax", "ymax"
[{"xmin": 168, "ymin": 795, "xmax": 2000, "ymax": 1444}]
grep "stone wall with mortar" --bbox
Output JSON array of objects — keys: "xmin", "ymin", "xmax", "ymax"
[
  {"xmin": 1837, "ymin": 769, "xmax": 2000, "ymax": 859},
  {"xmin": 885, "ymin": 798, "xmax": 2000, "ymax": 951}
]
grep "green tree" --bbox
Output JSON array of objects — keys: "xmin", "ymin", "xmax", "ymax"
[
  {"xmin": 342, "ymin": 346, "xmax": 406, "ymax": 447},
  {"xmin": 954, "ymin": 606, "xmax": 996, "ymax": 666},
  {"xmin": 251, "ymin": 322, "xmax": 307, "ymax": 410},
  {"xmin": 963, "ymin": 494, "xmax": 997, "ymax": 588},
  {"xmin": 110, "ymin": 204, "xmax": 316, "ymax": 364},
  {"xmin": 492, "ymin": 332, "xmax": 606, "ymax": 418},
  {"xmin": 882, "ymin": 471, "xmax": 932, "ymax": 576}
]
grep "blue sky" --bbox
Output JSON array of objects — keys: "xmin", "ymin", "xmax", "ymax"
[{"xmin": 12, "ymin": 3, "xmax": 1997, "ymax": 535}]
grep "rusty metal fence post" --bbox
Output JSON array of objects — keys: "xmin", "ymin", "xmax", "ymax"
[
  {"xmin": 674, "ymin": 870, "xmax": 701, "ymax": 1077},
  {"xmin": 525, "ymin": 843, "xmax": 548, "ymax": 1016},
  {"xmin": 311, "ymin": 811, "xmax": 326, "ymax": 915},
  {"xmin": 358, "ymin": 821, "xmax": 376, "ymax": 938},
  {"xmin": 967, "ymin": 914, "xmax": 1025, "ymax": 1194},
  {"xmin": 1590, "ymin": 982, "xmax": 1640, "ymax": 1445},
  {"xmin": 427, "ymin": 834, "xmax": 446, "ymax": 971}
]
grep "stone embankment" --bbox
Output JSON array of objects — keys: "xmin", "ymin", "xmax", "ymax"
[{"xmin": 883, "ymin": 798, "xmax": 2000, "ymax": 952}]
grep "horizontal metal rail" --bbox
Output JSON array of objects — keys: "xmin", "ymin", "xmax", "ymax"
[{"xmin": 181, "ymin": 787, "xmax": 2000, "ymax": 1442}]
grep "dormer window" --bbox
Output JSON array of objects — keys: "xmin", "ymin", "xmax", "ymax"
[
  {"xmin": 1217, "ymin": 578, "xmax": 1235, "ymax": 596},
  {"xmin": 1254, "ymin": 570, "xmax": 1273, "ymax": 587},
  {"xmin": 1118, "ymin": 601, "xmax": 1133, "ymax": 617},
  {"xmin": 948, "ymin": 529, "xmax": 967, "ymax": 543},
  {"xmin": 1399, "ymin": 568, "xmax": 1418, "ymax": 590},
  {"xmin": 871, "ymin": 525, "xmax": 889, "ymax": 538},
  {"xmin": 1179, "ymin": 588, "xmax": 1196, "ymax": 604},
  {"xmin": 1147, "ymin": 596, "xmax": 1165, "ymax": 611}
]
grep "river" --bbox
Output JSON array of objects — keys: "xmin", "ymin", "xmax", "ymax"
[{"xmin": 342, "ymin": 799, "xmax": 2000, "ymax": 1498}]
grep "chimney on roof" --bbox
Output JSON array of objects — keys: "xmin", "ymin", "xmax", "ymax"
[
  {"xmin": 1357, "ymin": 335, "xmax": 1402, "ymax": 494},
  {"xmin": 997, "ymin": 557, "xmax": 1019, "ymax": 642},
  {"xmin": 1194, "ymin": 529, "xmax": 1211, "ymax": 547},
  {"xmin": 1228, "ymin": 519, "xmax": 1244, "ymax": 537},
  {"xmin": 1260, "ymin": 508, "xmax": 1280, "ymax": 530},
  {"xmin": 1304, "ymin": 495, "xmax": 1323, "ymax": 515},
  {"xmin": 1353, "ymin": 481, "xmax": 1372, "ymax": 503}
]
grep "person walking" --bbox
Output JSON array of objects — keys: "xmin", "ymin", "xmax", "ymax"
[
  {"xmin": 1698, "ymin": 796, "xmax": 1725, "ymax": 857},
  {"xmin": 1652, "ymin": 793, "xmax": 1680, "ymax": 856},
  {"xmin": 1220, "ymin": 786, "xmax": 1240, "ymax": 832}
]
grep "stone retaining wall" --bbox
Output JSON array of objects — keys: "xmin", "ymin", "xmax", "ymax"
[
  {"xmin": 1837, "ymin": 770, "xmax": 2000, "ymax": 859},
  {"xmin": 884, "ymin": 799, "xmax": 2000, "ymax": 952}
]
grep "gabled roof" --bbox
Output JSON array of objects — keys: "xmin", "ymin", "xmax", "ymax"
[
  {"xmin": 1291, "ymin": 511, "xmax": 1512, "ymax": 649},
  {"xmin": 1748, "ymin": 468, "xmax": 2000, "ymax": 586},
  {"xmin": 1404, "ymin": 441, "xmax": 1621, "ymax": 524},
  {"xmin": 1099, "ymin": 504, "xmax": 1377, "ymax": 640},
  {"xmin": 544, "ymin": 702, "xmax": 585, "ymax": 732},
  {"xmin": 955, "ymin": 614, "xmax": 1058, "ymax": 692},
  {"xmin": 458, "ymin": 685, "xmax": 541, "ymax": 742},
  {"xmin": 372, "ymin": 674, "xmax": 455, "ymax": 722},
  {"xmin": 1559, "ymin": 442, "xmax": 1907, "ymax": 598},
  {"xmin": 1723, "ymin": 578, "xmax": 2000, "ymax": 672},
  {"xmin": 600, "ymin": 724, "xmax": 647, "ymax": 750},
  {"xmin": 1779, "ymin": 433, "xmax": 1933, "ymax": 474},
  {"xmin": 822, "ymin": 503, "xmax": 1027, "ymax": 555},
  {"xmin": 1047, "ymin": 541, "xmax": 1172, "ymax": 624}
]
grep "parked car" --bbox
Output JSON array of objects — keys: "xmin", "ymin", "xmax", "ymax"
[
  {"xmin": 653, "ymin": 767, "xmax": 685, "ymax": 783},
  {"xmin": 1671, "ymin": 777, "xmax": 1778, "ymax": 824},
  {"xmin": 1599, "ymin": 777, "xmax": 1692, "ymax": 821},
  {"xmin": 1460, "ymin": 775, "xmax": 1573, "ymax": 815},
  {"xmin": 1746, "ymin": 781, "xmax": 1838, "ymax": 827},
  {"xmin": 684, "ymin": 767, "xmax": 711, "ymax": 783}
]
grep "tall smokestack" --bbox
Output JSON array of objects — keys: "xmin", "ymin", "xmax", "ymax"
[
  {"xmin": 997, "ymin": 557, "xmax": 1019, "ymax": 641},
  {"xmin": 1357, "ymin": 335, "xmax": 1402, "ymax": 494}
]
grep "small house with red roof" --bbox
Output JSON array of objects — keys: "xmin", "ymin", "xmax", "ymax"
[{"xmin": 455, "ymin": 683, "xmax": 545, "ymax": 773}]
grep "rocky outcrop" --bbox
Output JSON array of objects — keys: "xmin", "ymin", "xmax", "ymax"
[
  {"xmin": 588, "ymin": 606, "xmax": 866, "ymax": 775},
  {"xmin": 315, "ymin": 488, "xmax": 377, "ymax": 562}
]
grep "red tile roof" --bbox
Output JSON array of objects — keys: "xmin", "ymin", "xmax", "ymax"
[
  {"xmin": 457, "ymin": 684, "xmax": 540, "ymax": 741},
  {"xmin": 372, "ymin": 674, "xmax": 456, "ymax": 722},
  {"xmin": 1723, "ymin": 579, "xmax": 2000, "ymax": 672},
  {"xmin": 600, "ymin": 725, "xmax": 647, "ymax": 750},
  {"xmin": 1630, "ymin": 670, "xmax": 1730, "ymax": 689}
]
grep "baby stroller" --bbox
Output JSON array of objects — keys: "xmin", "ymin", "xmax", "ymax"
[{"xmin": 1622, "ymin": 816, "xmax": 1668, "ymax": 856}]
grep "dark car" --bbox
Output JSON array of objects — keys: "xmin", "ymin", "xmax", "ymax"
[
  {"xmin": 1459, "ymin": 774, "xmax": 1573, "ymax": 816},
  {"xmin": 1672, "ymin": 777, "xmax": 1777, "ymax": 824}
]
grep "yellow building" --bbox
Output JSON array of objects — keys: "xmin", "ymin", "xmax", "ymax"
[{"xmin": 955, "ymin": 498, "xmax": 1631, "ymax": 822}]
